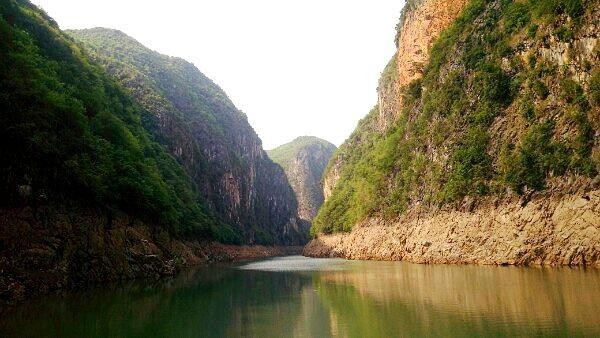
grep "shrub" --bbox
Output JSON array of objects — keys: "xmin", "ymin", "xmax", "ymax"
[
  {"xmin": 590, "ymin": 68, "xmax": 600, "ymax": 104},
  {"xmin": 504, "ymin": 120, "xmax": 566, "ymax": 193},
  {"xmin": 561, "ymin": 0, "xmax": 584, "ymax": 18},
  {"xmin": 534, "ymin": 0, "xmax": 584, "ymax": 19},
  {"xmin": 403, "ymin": 78, "xmax": 422, "ymax": 106},
  {"xmin": 569, "ymin": 109, "xmax": 596, "ymax": 175},
  {"xmin": 463, "ymin": 42, "xmax": 486, "ymax": 70},
  {"xmin": 504, "ymin": 2, "xmax": 531, "ymax": 32},
  {"xmin": 561, "ymin": 78, "xmax": 584, "ymax": 104},
  {"xmin": 520, "ymin": 96, "xmax": 536, "ymax": 122},
  {"xmin": 527, "ymin": 24, "xmax": 539, "ymax": 38},
  {"xmin": 443, "ymin": 127, "xmax": 492, "ymax": 201},
  {"xmin": 555, "ymin": 26, "xmax": 574, "ymax": 41},
  {"xmin": 474, "ymin": 62, "xmax": 512, "ymax": 105},
  {"xmin": 532, "ymin": 80, "xmax": 550, "ymax": 99}
]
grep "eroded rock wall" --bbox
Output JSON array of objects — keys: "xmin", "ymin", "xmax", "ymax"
[
  {"xmin": 313, "ymin": 0, "xmax": 600, "ymax": 266},
  {"xmin": 306, "ymin": 178, "xmax": 600, "ymax": 266}
]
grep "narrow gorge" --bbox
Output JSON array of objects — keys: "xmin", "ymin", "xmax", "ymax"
[
  {"xmin": 268, "ymin": 136, "xmax": 337, "ymax": 241},
  {"xmin": 1, "ymin": 0, "xmax": 600, "ymax": 335}
]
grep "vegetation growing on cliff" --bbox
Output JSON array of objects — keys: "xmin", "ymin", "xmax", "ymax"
[
  {"xmin": 67, "ymin": 28, "xmax": 303, "ymax": 245},
  {"xmin": 67, "ymin": 28, "xmax": 246, "ymax": 143},
  {"xmin": 313, "ymin": 0, "xmax": 599, "ymax": 234}
]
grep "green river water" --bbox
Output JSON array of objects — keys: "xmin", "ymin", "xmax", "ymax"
[{"xmin": 1, "ymin": 256, "xmax": 599, "ymax": 337}]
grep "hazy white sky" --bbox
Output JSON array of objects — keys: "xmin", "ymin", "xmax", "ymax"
[{"xmin": 31, "ymin": 0, "xmax": 403, "ymax": 149}]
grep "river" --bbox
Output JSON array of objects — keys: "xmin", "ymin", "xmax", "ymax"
[{"xmin": 1, "ymin": 256, "xmax": 599, "ymax": 337}]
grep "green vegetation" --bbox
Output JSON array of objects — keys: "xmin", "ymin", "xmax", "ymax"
[
  {"xmin": 313, "ymin": 0, "xmax": 598, "ymax": 234},
  {"xmin": 67, "ymin": 28, "xmax": 301, "ymax": 245},
  {"xmin": 503, "ymin": 121, "xmax": 567, "ymax": 192},
  {"xmin": 0, "ymin": 0, "xmax": 214, "ymax": 237},
  {"xmin": 561, "ymin": 78, "xmax": 584, "ymax": 103},
  {"xmin": 267, "ymin": 136, "xmax": 336, "ymax": 169},
  {"xmin": 534, "ymin": 0, "xmax": 584, "ymax": 19},
  {"xmin": 589, "ymin": 68, "xmax": 600, "ymax": 104},
  {"xmin": 379, "ymin": 55, "xmax": 399, "ymax": 89},
  {"xmin": 67, "ymin": 28, "xmax": 246, "ymax": 144}
]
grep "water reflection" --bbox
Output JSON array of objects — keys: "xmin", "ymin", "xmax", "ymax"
[
  {"xmin": 315, "ymin": 262, "xmax": 600, "ymax": 337},
  {"xmin": 0, "ymin": 256, "xmax": 598, "ymax": 337}
]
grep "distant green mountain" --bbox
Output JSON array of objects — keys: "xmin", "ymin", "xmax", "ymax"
[
  {"xmin": 68, "ymin": 28, "xmax": 304, "ymax": 246},
  {"xmin": 268, "ymin": 137, "xmax": 336, "ymax": 229},
  {"xmin": 269, "ymin": 136, "xmax": 336, "ymax": 169}
]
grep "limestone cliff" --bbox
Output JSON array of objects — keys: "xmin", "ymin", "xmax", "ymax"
[
  {"xmin": 268, "ymin": 137, "xmax": 337, "ymax": 239},
  {"xmin": 379, "ymin": 0, "xmax": 469, "ymax": 129},
  {"xmin": 324, "ymin": 0, "xmax": 469, "ymax": 200},
  {"xmin": 309, "ymin": 0, "xmax": 600, "ymax": 265}
]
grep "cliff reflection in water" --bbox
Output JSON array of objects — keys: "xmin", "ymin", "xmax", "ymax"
[
  {"xmin": 315, "ymin": 261, "xmax": 600, "ymax": 337},
  {"xmin": 0, "ymin": 256, "xmax": 599, "ymax": 337}
]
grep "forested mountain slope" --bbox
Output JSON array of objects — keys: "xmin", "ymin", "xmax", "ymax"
[
  {"xmin": 306, "ymin": 0, "xmax": 600, "ymax": 266},
  {"xmin": 268, "ymin": 136, "xmax": 336, "ymax": 238},
  {"xmin": 68, "ymin": 28, "xmax": 304, "ymax": 246},
  {"xmin": 0, "ymin": 0, "xmax": 211, "ymax": 239}
]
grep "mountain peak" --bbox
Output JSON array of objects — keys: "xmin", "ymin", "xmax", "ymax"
[{"xmin": 268, "ymin": 136, "xmax": 336, "ymax": 225}]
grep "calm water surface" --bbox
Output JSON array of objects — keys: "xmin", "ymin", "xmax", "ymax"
[{"xmin": 1, "ymin": 256, "xmax": 599, "ymax": 337}]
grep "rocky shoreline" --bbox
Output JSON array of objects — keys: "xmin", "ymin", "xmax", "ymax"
[
  {"xmin": 0, "ymin": 204, "xmax": 301, "ymax": 305},
  {"xmin": 305, "ymin": 180, "xmax": 600, "ymax": 267}
]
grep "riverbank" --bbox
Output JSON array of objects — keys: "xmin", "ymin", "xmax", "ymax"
[
  {"xmin": 0, "ymin": 204, "xmax": 302, "ymax": 305},
  {"xmin": 305, "ymin": 180, "xmax": 600, "ymax": 267}
]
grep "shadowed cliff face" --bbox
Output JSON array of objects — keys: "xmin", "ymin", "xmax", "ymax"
[
  {"xmin": 268, "ymin": 137, "xmax": 337, "ymax": 240},
  {"xmin": 68, "ymin": 28, "xmax": 304, "ymax": 245}
]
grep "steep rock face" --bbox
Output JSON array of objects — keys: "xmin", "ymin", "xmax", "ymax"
[
  {"xmin": 324, "ymin": 0, "xmax": 468, "ymax": 199},
  {"xmin": 268, "ymin": 137, "xmax": 336, "ymax": 238},
  {"xmin": 68, "ymin": 28, "xmax": 304, "ymax": 245},
  {"xmin": 379, "ymin": 0, "xmax": 469, "ymax": 130},
  {"xmin": 310, "ymin": 0, "xmax": 600, "ymax": 265},
  {"xmin": 395, "ymin": 0, "xmax": 469, "ymax": 89}
]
